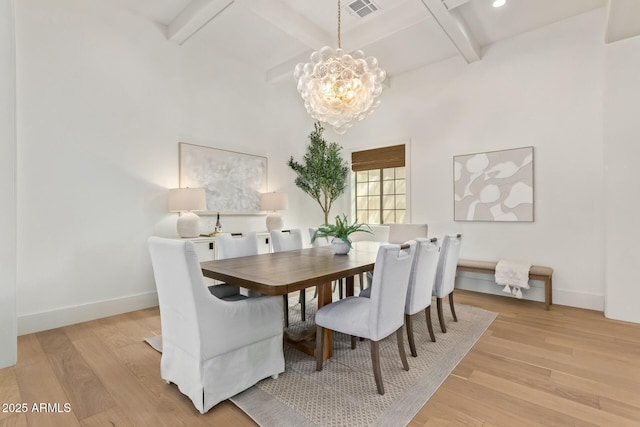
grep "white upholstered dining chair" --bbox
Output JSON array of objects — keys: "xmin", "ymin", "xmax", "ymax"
[
  {"xmin": 359, "ymin": 237, "xmax": 440, "ymax": 356},
  {"xmin": 207, "ymin": 232, "xmax": 259, "ymax": 300},
  {"xmin": 348, "ymin": 224, "xmax": 390, "ymax": 292},
  {"xmin": 403, "ymin": 237, "xmax": 439, "ymax": 356},
  {"xmin": 147, "ymin": 237, "xmax": 284, "ymax": 413},
  {"xmin": 270, "ymin": 229, "xmax": 304, "ymax": 326},
  {"xmin": 349, "ymin": 224, "xmax": 390, "ymax": 243},
  {"xmin": 432, "ymin": 234, "xmax": 463, "ymax": 333},
  {"xmin": 388, "ymin": 223, "xmax": 428, "ymax": 244},
  {"xmin": 309, "ymin": 227, "xmax": 345, "ymax": 299},
  {"xmin": 315, "ymin": 242, "xmax": 417, "ymax": 395}
]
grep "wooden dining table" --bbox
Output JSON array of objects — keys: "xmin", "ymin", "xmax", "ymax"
[{"xmin": 200, "ymin": 242, "xmax": 380, "ymax": 360}]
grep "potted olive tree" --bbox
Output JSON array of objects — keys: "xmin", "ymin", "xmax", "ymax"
[
  {"xmin": 287, "ymin": 122, "xmax": 349, "ymax": 225},
  {"xmin": 312, "ymin": 214, "xmax": 371, "ymax": 254}
]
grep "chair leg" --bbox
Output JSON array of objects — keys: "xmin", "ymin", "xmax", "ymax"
[
  {"xmin": 283, "ymin": 295, "xmax": 289, "ymax": 328},
  {"xmin": 396, "ymin": 327, "xmax": 409, "ymax": 371},
  {"xmin": 425, "ymin": 306, "xmax": 436, "ymax": 342},
  {"xmin": 300, "ymin": 290, "xmax": 306, "ymax": 322},
  {"xmin": 339, "ymin": 279, "xmax": 344, "ymax": 299},
  {"xmin": 316, "ymin": 326, "xmax": 324, "ymax": 371},
  {"xmin": 437, "ymin": 297, "xmax": 447, "ymax": 333},
  {"xmin": 351, "ymin": 335, "xmax": 357, "ymax": 349},
  {"xmin": 405, "ymin": 313, "xmax": 417, "ymax": 357},
  {"xmin": 449, "ymin": 291, "xmax": 458, "ymax": 322},
  {"xmin": 370, "ymin": 340, "xmax": 384, "ymax": 395}
]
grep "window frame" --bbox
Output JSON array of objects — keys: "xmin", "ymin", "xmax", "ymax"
[{"xmin": 349, "ymin": 140, "xmax": 411, "ymax": 225}]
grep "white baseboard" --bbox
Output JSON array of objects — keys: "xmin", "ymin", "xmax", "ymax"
[
  {"xmin": 18, "ymin": 291, "xmax": 159, "ymax": 336},
  {"xmin": 456, "ymin": 272, "xmax": 604, "ymax": 312}
]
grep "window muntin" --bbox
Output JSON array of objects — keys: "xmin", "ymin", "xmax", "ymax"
[{"xmin": 355, "ymin": 166, "xmax": 405, "ymax": 224}]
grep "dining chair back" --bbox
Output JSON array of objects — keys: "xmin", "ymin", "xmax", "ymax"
[
  {"xmin": 270, "ymin": 229, "xmax": 304, "ymax": 325},
  {"xmin": 309, "ymin": 227, "xmax": 331, "ymax": 247},
  {"xmin": 270, "ymin": 229, "xmax": 303, "ymax": 252},
  {"xmin": 349, "ymin": 224, "xmax": 390, "ymax": 243},
  {"xmin": 432, "ymin": 234, "xmax": 463, "ymax": 333},
  {"xmin": 388, "ymin": 223, "xmax": 428, "ymax": 244},
  {"xmin": 404, "ymin": 237, "xmax": 439, "ymax": 356},
  {"xmin": 309, "ymin": 227, "xmax": 345, "ymax": 299},
  {"xmin": 215, "ymin": 232, "xmax": 258, "ymax": 259},
  {"xmin": 315, "ymin": 242, "xmax": 417, "ymax": 394},
  {"xmin": 212, "ymin": 232, "xmax": 260, "ymax": 299},
  {"xmin": 147, "ymin": 237, "xmax": 284, "ymax": 413}
]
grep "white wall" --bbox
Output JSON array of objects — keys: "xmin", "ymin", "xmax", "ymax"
[
  {"xmin": 14, "ymin": 0, "xmax": 315, "ymax": 334},
  {"xmin": 338, "ymin": 10, "xmax": 607, "ymax": 310},
  {"xmin": 175, "ymin": 17, "xmax": 318, "ymax": 236},
  {"xmin": 604, "ymin": 35, "xmax": 640, "ymax": 323},
  {"xmin": 15, "ymin": 0, "xmax": 183, "ymax": 333},
  {"xmin": 0, "ymin": 0, "xmax": 17, "ymax": 367}
]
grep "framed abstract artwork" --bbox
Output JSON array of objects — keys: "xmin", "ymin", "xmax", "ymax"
[
  {"xmin": 454, "ymin": 146, "xmax": 534, "ymax": 222},
  {"xmin": 179, "ymin": 142, "xmax": 267, "ymax": 215}
]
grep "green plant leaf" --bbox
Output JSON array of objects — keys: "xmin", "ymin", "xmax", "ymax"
[
  {"xmin": 312, "ymin": 214, "xmax": 372, "ymax": 248},
  {"xmin": 287, "ymin": 122, "xmax": 349, "ymax": 224}
]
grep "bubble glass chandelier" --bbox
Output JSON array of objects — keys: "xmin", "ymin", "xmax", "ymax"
[{"xmin": 293, "ymin": 0, "xmax": 386, "ymax": 134}]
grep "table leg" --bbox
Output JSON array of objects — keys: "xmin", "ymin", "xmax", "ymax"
[
  {"xmin": 345, "ymin": 275, "xmax": 355, "ymax": 297},
  {"xmin": 316, "ymin": 281, "xmax": 333, "ymax": 360},
  {"xmin": 284, "ymin": 282, "xmax": 334, "ymax": 360}
]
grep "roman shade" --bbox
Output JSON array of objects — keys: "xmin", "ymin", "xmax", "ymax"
[{"xmin": 351, "ymin": 144, "xmax": 405, "ymax": 172}]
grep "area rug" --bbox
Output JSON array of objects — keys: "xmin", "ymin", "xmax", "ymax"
[{"xmin": 145, "ymin": 293, "xmax": 496, "ymax": 427}]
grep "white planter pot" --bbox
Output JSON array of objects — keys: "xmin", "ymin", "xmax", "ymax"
[{"xmin": 331, "ymin": 238, "xmax": 351, "ymax": 255}]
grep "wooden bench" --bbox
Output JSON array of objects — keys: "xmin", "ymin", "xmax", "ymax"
[{"xmin": 457, "ymin": 259, "xmax": 554, "ymax": 310}]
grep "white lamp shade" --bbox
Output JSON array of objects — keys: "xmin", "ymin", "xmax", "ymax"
[
  {"xmin": 169, "ymin": 188, "xmax": 206, "ymax": 212},
  {"xmin": 261, "ymin": 192, "xmax": 288, "ymax": 211}
]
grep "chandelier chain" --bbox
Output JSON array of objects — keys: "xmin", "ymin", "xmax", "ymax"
[{"xmin": 337, "ymin": 0, "xmax": 341, "ymax": 48}]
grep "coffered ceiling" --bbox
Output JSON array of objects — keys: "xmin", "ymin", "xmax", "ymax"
[{"xmin": 113, "ymin": 0, "xmax": 640, "ymax": 83}]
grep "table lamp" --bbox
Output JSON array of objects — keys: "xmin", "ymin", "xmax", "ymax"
[
  {"xmin": 169, "ymin": 188, "xmax": 206, "ymax": 238},
  {"xmin": 261, "ymin": 192, "xmax": 288, "ymax": 231}
]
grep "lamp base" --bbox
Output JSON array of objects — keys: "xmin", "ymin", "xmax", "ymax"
[
  {"xmin": 177, "ymin": 212, "xmax": 200, "ymax": 238},
  {"xmin": 266, "ymin": 212, "xmax": 283, "ymax": 231}
]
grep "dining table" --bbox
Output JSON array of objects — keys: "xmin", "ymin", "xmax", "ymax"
[{"xmin": 200, "ymin": 242, "xmax": 381, "ymax": 360}]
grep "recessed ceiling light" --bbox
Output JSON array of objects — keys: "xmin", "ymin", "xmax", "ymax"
[{"xmin": 492, "ymin": 0, "xmax": 506, "ymax": 7}]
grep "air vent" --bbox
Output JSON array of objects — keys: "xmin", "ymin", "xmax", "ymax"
[{"xmin": 346, "ymin": 0, "xmax": 380, "ymax": 19}]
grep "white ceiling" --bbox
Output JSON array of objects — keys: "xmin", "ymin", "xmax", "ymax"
[{"xmin": 121, "ymin": 0, "xmax": 640, "ymax": 82}]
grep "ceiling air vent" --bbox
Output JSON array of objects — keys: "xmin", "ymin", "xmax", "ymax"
[{"xmin": 346, "ymin": 0, "xmax": 380, "ymax": 19}]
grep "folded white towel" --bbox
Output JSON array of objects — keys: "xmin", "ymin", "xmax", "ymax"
[{"xmin": 495, "ymin": 260, "xmax": 531, "ymax": 299}]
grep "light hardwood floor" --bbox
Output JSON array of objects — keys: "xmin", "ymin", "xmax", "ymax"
[{"xmin": 1, "ymin": 290, "xmax": 639, "ymax": 426}]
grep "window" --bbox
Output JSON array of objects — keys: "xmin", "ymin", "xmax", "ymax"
[{"xmin": 352, "ymin": 144, "xmax": 406, "ymax": 224}]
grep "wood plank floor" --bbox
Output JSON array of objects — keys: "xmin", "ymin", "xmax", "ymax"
[{"xmin": 1, "ymin": 290, "xmax": 639, "ymax": 426}]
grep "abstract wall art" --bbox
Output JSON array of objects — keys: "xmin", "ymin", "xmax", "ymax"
[
  {"xmin": 179, "ymin": 142, "xmax": 267, "ymax": 215},
  {"xmin": 454, "ymin": 146, "xmax": 534, "ymax": 222}
]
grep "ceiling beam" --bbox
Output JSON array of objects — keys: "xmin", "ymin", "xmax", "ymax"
[
  {"xmin": 266, "ymin": 50, "xmax": 313, "ymax": 84},
  {"xmin": 420, "ymin": 0, "xmax": 481, "ymax": 63},
  {"xmin": 605, "ymin": 0, "xmax": 640, "ymax": 44},
  {"xmin": 340, "ymin": 1, "xmax": 431, "ymax": 52},
  {"xmin": 234, "ymin": 0, "xmax": 333, "ymax": 48},
  {"xmin": 167, "ymin": 0, "xmax": 234, "ymax": 45},
  {"xmin": 266, "ymin": 1, "xmax": 431, "ymax": 84},
  {"xmin": 442, "ymin": 0, "xmax": 471, "ymax": 11}
]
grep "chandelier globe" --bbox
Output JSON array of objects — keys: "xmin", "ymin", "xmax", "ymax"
[{"xmin": 293, "ymin": 1, "xmax": 386, "ymax": 134}]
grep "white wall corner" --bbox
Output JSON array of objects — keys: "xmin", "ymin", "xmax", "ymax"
[{"xmin": 18, "ymin": 292, "xmax": 159, "ymax": 336}]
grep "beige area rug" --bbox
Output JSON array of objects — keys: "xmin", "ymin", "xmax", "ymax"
[{"xmin": 145, "ymin": 292, "xmax": 496, "ymax": 427}]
